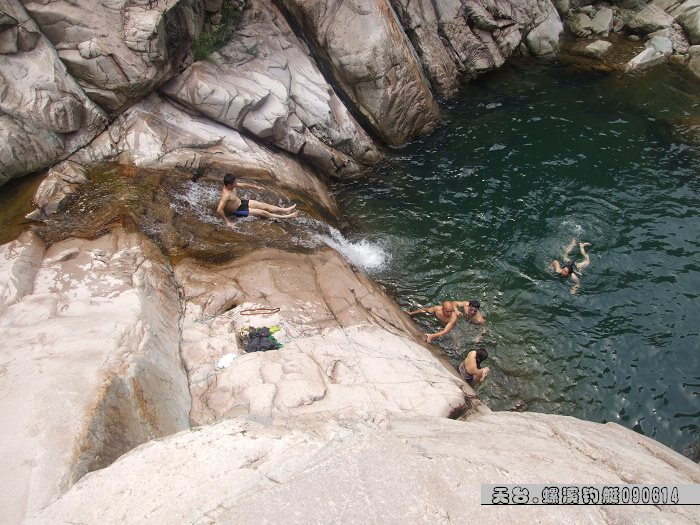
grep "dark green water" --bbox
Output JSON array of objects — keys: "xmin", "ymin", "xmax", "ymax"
[{"xmin": 334, "ymin": 62, "xmax": 700, "ymax": 459}]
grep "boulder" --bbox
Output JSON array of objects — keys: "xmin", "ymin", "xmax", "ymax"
[
  {"xmin": 277, "ymin": 0, "xmax": 441, "ymax": 146},
  {"xmin": 0, "ymin": 229, "xmax": 191, "ymax": 525},
  {"xmin": 624, "ymin": 44, "xmax": 669, "ymax": 72},
  {"xmin": 590, "ymin": 6, "xmax": 615, "ymax": 36},
  {"xmin": 690, "ymin": 52, "xmax": 700, "ymax": 79},
  {"xmin": 0, "ymin": 0, "xmax": 107, "ymax": 186},
  {"xmin": 390, "ymin": 0, "xmax": 563, "ymax": 87},
  {"xmin": 648, "ymin": 34, "xmax": 675, "ymax": 53},
  {"xmin": 162, "ymin": 0, "xmax": 380, "ymax": 177},
  {"xmin": 25, "ymin": 160, "xmax": 88, "ymax": 220},
  {"xmin": 669, "ymin": 0, "xmax": 700, "ymax": 44},
  {"xmin": 569, "ymin": 39, "xmax": 614, "ymax": 58},
  {"xmin": 24, "ymin": 411, "xmax": 700, "ymax": 524},
  {"xmin": 568, "ymin": 12, "xmax": 594, "ymax": 37},
  {"xmin": 626, "ymin": 3, "xmax": 676, "ymax": 34},
  {"xmin": 175, "ymin": 248, "xmax": 478, "ymax": 425},
  {"xmin": 21, "ymin": 0, "xmax": 203, "ymax": 116}
]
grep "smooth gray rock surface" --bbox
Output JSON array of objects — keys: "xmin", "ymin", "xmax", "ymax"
[{"xmin": 278, "ymin": 0, "xmax": 442, "ymax": 146}]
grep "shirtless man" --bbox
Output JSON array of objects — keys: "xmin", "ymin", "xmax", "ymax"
[
  {"xmin": 454, "ymin": 299, "xmax": 487, "ymax": 342},
  {"xmin": 406, "ymin": 301, "xmax": 459, "ymax": 344},
  {"xmin": 216, "ymin": 173, "xmax": 298, "ymax": 229},
  {"xmin": 552, "ymin": 238, "xmax": 591, "ymax": 294}
]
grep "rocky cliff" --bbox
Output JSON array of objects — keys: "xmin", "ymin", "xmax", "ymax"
[{"xmin": 1, "ymin": 0, "xmax": 700, "ymax": 523}]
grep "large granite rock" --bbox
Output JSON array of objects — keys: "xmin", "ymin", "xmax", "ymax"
[
  {"xmin": 391, "ymin": 0, "xmax": 563, "ymax": 96},
  {"xmin": 175, "ymin": 247, "xmax": 478, "ymax": 425},
  {"xmin": 0, "ymin": 229, "xmax": 191, "ymax": 525},
  {"xmin": 277, "ymin": 0, "xmax": 442, "ymax": 146},
  {"xmin": 0, "ymin": 0, "xmax": 107, "ymax": 186},
  {"xmin": 389, "ymin": 0, "xmax": 463, "ymax": 98},
  {"xmin": 21, "ymin": 0, "xmax": 203, "ymax": 115},
  {"xmin": 24, "ymin": 411, "xmax": 700, "ymax": 524},
  {"xmin": 162, "ymin": 0, "xmax": 380, "ymax": 177}
]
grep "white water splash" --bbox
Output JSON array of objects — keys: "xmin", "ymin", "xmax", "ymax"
[{"xmin": 308, "ymin": 220, "xmax": 389, "ymax": 272}]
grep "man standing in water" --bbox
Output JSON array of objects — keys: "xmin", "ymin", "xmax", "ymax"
[
  {"xmin": 552, "ymin": 238, "xmax": 591, "ymax": 294},
  {"xmin": 406, "ymin": 301, "xmax": 459, "ymax": 343},
  {"xmin": 217, "ymin": 173, "xmax": 298, "ymax": 229}
]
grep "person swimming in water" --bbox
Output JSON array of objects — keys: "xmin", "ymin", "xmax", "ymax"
[
  {"xmin": 457, "ymin": 347, "xmax": 490, "ymax": 384},
  {"xmin": 552, "ymin": 238, "xmax": 591, "ymax": 294}
]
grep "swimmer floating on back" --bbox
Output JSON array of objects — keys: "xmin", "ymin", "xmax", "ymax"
[{"xmin": 552, "ymin": 238, "xmax": 591, "ymax": 294}]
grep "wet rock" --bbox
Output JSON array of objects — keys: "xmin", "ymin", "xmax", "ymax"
[
  {"xmin": 624, "ymin": 44, "xmax": 668, "ymax": 72},
  {"xmin": 569, "ymin": 39, "xmax": 614, "ymax": 58},
  {"xmin": 175, "ymin": 247, "xmax": 476, "ymax": 424},
  {"xmin": 690, "ymin": 53, "xmax": 700, "ymax": 79},
  {"xmin": 67, "ymin": 93, "xmax": 337, "ymax": 215},
  {"xmin": 21, "ymin": 0, "xmax": 203, "ymax": 116},
  {"xmin": 0, "ymin": 0, "xmax": 107, "ymax": 186},
  {"xmin": 25, "ymin": 161, "xmax": 88, "ymax": 220},
  {"xmin": 162, "ymin": 0, "xmax": 380, "ymax": 177},
  {"xmin": 0, "ymin": 229, "xmax": 191, "ymax": 525},
  {"xmin": 23, "ymin": 411, "xmax": 700, "ymax": 524},
  {"xmin": 277, "ymin": 0, "xmax": 441, "ymax": 146}
]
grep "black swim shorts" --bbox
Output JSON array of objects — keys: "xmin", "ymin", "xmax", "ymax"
[{"xmin": 234, "ymin": 199, "xmax": 250, "ymax": 216}]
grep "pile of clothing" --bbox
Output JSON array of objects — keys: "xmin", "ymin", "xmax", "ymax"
[{"xmin": 244, "ymin": 326, "xmax": 282, "ymax": 353}]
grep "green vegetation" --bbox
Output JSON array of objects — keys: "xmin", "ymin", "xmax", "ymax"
[{"xmin": 193, "ymin": 0, "xmax": 243, "ymax": 61}]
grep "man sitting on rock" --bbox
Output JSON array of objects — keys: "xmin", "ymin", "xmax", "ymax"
[{"xmin": 217, "ymin": 173, "xmax": 298, "ymax": 229}]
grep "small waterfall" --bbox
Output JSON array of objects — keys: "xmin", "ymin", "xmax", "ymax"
[{"xmin": 299, "ymin": 217, "xmax": 389, "ymax": 273}]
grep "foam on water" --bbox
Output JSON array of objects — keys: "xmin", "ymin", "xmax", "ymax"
[{"xmin": 305, "ymin": 218, "xmax": 389, "ymax": 272}]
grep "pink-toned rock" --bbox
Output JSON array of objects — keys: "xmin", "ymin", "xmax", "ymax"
[
  {"xmin": 175, "ymin": 248, "xmax": 478, "ymax": 425},
  {"xmin": 24, "ymin": 411, "xmax": 700, "ymax": 524},
  {"xmin": 0, "ymin": 229, "xmax": 190, "ymax": 524}
]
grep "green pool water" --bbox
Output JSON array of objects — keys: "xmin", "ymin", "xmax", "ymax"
[{"xmin": 333, "ymin": 61, "xmax": 700, "ymax": 459}]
